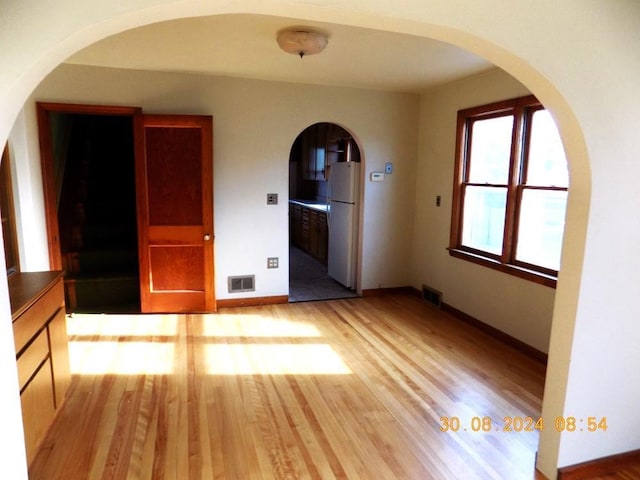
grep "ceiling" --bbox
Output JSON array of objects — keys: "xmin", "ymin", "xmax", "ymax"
[{"xmin": 65, "ymin": 14, "xmax": 494, "ymax": 94}]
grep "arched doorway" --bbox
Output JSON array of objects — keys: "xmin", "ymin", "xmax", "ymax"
[{"xmin": 288, "ymin": 122, "xmax": 361, "ymax": 302}]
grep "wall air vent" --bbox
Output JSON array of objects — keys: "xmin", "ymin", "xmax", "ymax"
[
  {"xmin": 422, "ymin": 284, "xmax": 442, "ymax": 309},
  {"xmin": 228, "ymin": 275, "xmax": 255, "ymax": 293}
]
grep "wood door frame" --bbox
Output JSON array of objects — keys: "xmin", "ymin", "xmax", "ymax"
[
  {"xmin": 36, "ymin": 102, "xmax": 141, "ymax": 270},
  {"xmin": 37, "ymin": 102, "xmax": 216, "ymax": 313}
]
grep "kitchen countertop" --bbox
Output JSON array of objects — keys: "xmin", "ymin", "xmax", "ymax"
[{"xmin": 289, "ymin": 199, "xmax": 329, "ymax": 213}]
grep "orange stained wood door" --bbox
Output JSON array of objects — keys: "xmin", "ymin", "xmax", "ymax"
[{"xmin": 135, "ymin": 114, "xmax": 215, "ymax": 313}]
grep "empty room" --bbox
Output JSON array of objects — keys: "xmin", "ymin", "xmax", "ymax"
[{"xmin": 1, "ymin": 2, "xmax": 639, "ymax": 479}]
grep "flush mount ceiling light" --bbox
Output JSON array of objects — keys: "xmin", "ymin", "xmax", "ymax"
[{"xmin": 276, "ymin": 27, "xmax": 328, "ymax": 58}]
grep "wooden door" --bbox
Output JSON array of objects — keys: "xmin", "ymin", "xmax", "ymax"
[{"xmin": 135, "ymin": 114, "xmax": 215, "ymax": 313}]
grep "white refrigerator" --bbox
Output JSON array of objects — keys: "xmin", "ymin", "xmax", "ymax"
[{"xmin": 328, "ymin": 162, "xmax": 360, "ymax": 288}]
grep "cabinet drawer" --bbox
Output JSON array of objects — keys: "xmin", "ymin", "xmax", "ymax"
[
  {"xmin": 20, "ymin": 357, "xmax": 56, "ymax": 466},
  {"xmin": 13, "ymin": 280, "xmax": 64, "ymax": 354},
  {"xmin": 17, "ymin": 329, "xmax": 50, "ymax": 392}
]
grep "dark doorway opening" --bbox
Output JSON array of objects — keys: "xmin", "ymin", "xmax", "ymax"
[{"xmin": 52, "ymin": 113, "xmax": 140, "ymax": 312}]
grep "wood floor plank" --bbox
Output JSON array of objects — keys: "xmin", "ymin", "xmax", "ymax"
[
  {"xmin": 30, "ymin": 294, "xmax": 556, "ymax": 479},
  {"xmin": 344, "ymin": 297, "xmax": 541, "ymax": 478},
  {"xmin": 311, "ymin": 301, "xmax": 490, "ymax": 479}
]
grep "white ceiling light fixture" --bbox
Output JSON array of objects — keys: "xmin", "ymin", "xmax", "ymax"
[{"xmin": 276, "ymin": 27, "xmax": 328, "ymax": 58}]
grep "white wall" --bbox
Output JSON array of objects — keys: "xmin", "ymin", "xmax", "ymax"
[
  {"xmin": 8, "ymin": 109, "xmax": 51, "ymax": 271},
  {"xmin": 413, "ymin": 68, "xmax": 555, "ymax": 353},
  {"xmin": 20, "ymin": 64, "xmax": 418, "ymax": 299}
]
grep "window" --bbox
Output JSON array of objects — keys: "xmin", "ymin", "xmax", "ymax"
[
  {"xmin": 449, "ymin": 95, "xmax": 568, "ymax": 287},
  {"xmin": 1, "ymin": 143, "xmax": 20, "ymax": 276}
]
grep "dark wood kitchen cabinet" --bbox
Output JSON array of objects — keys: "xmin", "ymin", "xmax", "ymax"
[
  {"xmin": 301, "ymin": 124, "xmax": 327, "ymax": 180},
  {"xmin": 301, "ymin": 207, "xmax": 310, "ymax": 251},
  {"xmin": 299, "ymin": 124, "xmax": 360, "ymax": 181},
  {"xmin": 290, "ymin": 203, "xmax": 328, "ymax": 264},
  {"xmin": 316, "ymin": 211, "xmax": 328, "ymax": 264},
  {"xmin": 290, "ymin": 202, "xmax": 303, "ymax": 246}
]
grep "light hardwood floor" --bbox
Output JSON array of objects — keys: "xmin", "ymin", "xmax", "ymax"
[{"xmin": 30, "ymin": 294, "xmax": 549, "ymax": 479}]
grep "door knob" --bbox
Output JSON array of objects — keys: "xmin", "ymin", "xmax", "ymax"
[{"xmin": 204, "ymin": 234, "xmax": 211, "ymax": 241}]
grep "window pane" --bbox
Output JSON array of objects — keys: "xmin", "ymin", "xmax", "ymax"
[
  {"xmin": 461, "ymin": 186, "xmax": 507, "ymax": 255},
  {"xmin": 527, "ymin": 110, "xmax": 569, "ymax": 187},
  {"xmin": 468, "ymin": 115, "xmax": 514, "ymax": 184},
  {"xmin": 516, "ymin": 189, "xmax": 567, "ymax": 271}
]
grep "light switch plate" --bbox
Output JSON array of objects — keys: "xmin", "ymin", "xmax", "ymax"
[
  {"xmin": 267, "ymin": 257, "xmax": 279, "ymax": 269},
  {"xmin": 267, "ymin": 193, "xmax": 278, "ymax": 205},
  {"xmin": 385, "ymin": 162, "xmax": 393, "ymax": 174},
  {"xmin": 370, "ymin": 172, "xmax": 384, "ymax": 182}
]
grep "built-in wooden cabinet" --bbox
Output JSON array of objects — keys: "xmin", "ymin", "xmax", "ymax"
[
  {"xmin": 316, "ymin": 211, "xmax": 328, "ymax": 264},
  {"xmin": 301, "ymin": 207, "xmax": 310, "ymax": 250},
  {"xmin": 291, "ymin": 203, "xmax": 303, "ymax": 246},
  {"xmin": 300, "ymin": 123, "xmax": 359, "ymax": 181},
  {"xmin": 290, "ymin": 202, "xmax": 328, "ymax": 264},
  {"xmin": 9, "ymin": 271, "xmax": 70, "ymax": 465},
  {"xmin": 302, "ymin": 124, "xmax": 327, "ymax": 180}
]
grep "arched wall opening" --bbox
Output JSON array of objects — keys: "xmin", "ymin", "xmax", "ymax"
[
  {"xmin": 288, "ymin": 122, "xmax": 363, "ymax": 302},
  {"xmin": 6, "ymin": 3, "xmax": 635, "ymax": 479}
]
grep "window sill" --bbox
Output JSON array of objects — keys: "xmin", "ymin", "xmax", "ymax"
[{"xmin": 448, "ymin": 248, "xmax": 557, "ymax": 288}]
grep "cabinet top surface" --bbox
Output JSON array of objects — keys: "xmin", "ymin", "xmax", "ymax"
[{"xmin": 8, "ymin": 271, "xmax": 64, "ymax": 320}]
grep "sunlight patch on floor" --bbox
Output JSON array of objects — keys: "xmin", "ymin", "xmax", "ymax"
[
  {"xmin": 205, "ymin": 344, "xmax": 352, "ymax": 375},
  {"xmin": 64, "ymin": 312, "xmax": 345, "ymax": 375},
  {"xmin": 67, "ymin": 313, "xmax": 179, "ymax": 337},
  {"xmin": 201, "ymin": 313, "xmax": 322, "ymax": 338},
  {"xmin": 69, "ymin": 341, "xmax": 175, "ymax": 375}
]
